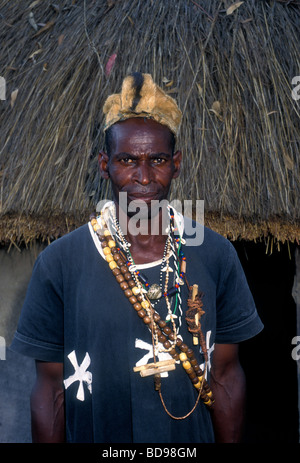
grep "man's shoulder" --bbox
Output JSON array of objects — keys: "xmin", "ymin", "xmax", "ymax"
[
  {"xmin": 40, "ymin": 223, "xmax": 91, "ymax": 261},
  {"xmin": 183, "ymin": 216, "xmax": 232, "ymax": 250},
  {"xmin": 182, "ymin": 216, "xmax": 237, "ymax": 275},
  {"xmin": 203, "ymin": 225, "xmax": 232, "ymax": 248}
]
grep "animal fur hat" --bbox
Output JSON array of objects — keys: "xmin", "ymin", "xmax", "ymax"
[{"xmin": 103, "ymin": 72, "xmax": 182, "ymax": 136}]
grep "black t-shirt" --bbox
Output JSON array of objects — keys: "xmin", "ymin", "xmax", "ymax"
[{"xmin": 10, "ymin": 218, "xmax": 263, "ymax": 443}]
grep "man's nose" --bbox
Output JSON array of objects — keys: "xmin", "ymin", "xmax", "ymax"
[{"xmin": 134, "ymin": 162, "xmax": 152, "ymax": 185}]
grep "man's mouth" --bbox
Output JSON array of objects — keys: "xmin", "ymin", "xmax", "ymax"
[{"xmin": 126, "ymin": 191, "xmax": 159, "ymax": 203}]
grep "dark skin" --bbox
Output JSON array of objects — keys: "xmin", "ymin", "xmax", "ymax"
[
  {"xmin": 31, "ymin": 361, "xmax": 65, "ymax": 443},
  {"xmin": 31, "ymin": 118, "xmax": 246, "ymax": 443}
]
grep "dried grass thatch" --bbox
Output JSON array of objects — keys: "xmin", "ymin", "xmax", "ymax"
[{"xmin": 0, "ymin": 0, "xmax": 299, "ymax": 245}]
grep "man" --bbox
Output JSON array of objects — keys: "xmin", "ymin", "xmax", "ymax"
[{"xmin": 11, "ymin": 72, "xmax": 263, "ymax": 443}]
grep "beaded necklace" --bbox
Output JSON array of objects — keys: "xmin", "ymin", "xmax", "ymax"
[
  {"xmin": 90, "ymin": 208, "xmax": 214, "ymax": 419},
  {"xmin": 111, "ymin": 208, "xmax": 183, "ymax": 335},
  {"xmin": 111, "ymin": 212, "xmax": 170, "ymax": 306}
]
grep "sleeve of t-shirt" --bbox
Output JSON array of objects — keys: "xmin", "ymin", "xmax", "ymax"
[
  {"xmin": 10, "ymin": 247, "xmax": 64, "ymax": 362},
  {"xmin": 215, "ymin": 241, "xmax": 263, "ymax": 344}
]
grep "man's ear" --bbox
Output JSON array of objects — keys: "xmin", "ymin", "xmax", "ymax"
[
  {"xmin": 98, "ymin": 150, "xmax": 110, "ymax": 179},
  {"xmin": 172, "ymin": 150, "xmax": 182, "ymax": 179}
]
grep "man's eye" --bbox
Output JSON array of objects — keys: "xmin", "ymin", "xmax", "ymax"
[
  {"xmin": 152, "ymin": 158, "xmax": 165, "ymax": 164},
  {"xmin": 122, "ymin": 158, "xmax": 134, "ymax": 164}
]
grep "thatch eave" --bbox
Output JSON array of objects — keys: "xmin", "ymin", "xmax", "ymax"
[{"xmin": 1, "ymin": 211, "xmax": 299, "ymax": 248}]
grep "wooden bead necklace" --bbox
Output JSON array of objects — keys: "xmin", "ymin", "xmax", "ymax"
[
  {"xmin": 111, "ymin": 210, "xmax": 181, "ymax": 311},
  {"xmin": 90, "ymin": 210, "xmax": 214, "ymax": 419},
  {"xmin": 111, "ymin": 209, "xmax": 184, "ymax": 328},
  {"xmin": 111, "ymin": 216, "xmax": 181, "ymax": 351}
]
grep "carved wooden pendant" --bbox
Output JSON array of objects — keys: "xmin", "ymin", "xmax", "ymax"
[{"xmin": 133, "ymin": 359, "xmax": 176, "ymax": 377}]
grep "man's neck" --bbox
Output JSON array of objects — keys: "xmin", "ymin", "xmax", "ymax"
[
  {"xmin": 116, "ymin": 203, "xmax": 169, "ymax": 265},
  {"xmin": 126, "ymin": 232, "xmax": 168, "ymax": 265}
]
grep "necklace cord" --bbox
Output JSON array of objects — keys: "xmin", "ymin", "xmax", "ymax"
[{"xmin": 158, "ymin": 360, "xmax": 208, "ymax": 420}]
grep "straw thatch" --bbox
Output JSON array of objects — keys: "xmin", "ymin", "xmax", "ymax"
[{"xmin": 0, "ymin": 0, "xmax": 299, "ymax": 245}]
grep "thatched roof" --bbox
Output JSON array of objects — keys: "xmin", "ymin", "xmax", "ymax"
[{"xmin": 0, "ymin": 0, "xmax": 299, "ymax": 245}]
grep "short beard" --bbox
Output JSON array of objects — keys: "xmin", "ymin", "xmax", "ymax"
[{"xmin": 116, "ymin": 194, "xmax": 170, "ymax": 237}]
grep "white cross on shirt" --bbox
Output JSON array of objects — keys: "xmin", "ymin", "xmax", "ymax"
[{"xmin": 64, "ymin": 350, "xmax": 92, "ymax": 401}]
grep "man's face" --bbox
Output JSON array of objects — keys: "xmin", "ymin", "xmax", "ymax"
[{"xmin": 99, "ymin": 118, "xmax": 182, "ymax": 216}]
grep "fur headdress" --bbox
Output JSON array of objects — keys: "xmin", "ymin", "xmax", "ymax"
[{"xmin": 103, "ymin": 72, "xmax": 182, "ymax": 136}]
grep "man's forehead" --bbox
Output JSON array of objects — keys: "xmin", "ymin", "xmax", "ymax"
[
  {"xmin": 111, "ymin": 117, "xmax": 173, "ymax": 142},
  {"xmin": 111, "ymin": 117, "xmax": 172, "ymax": 135},
  {"xmin": 110, "ymin": 119, "xmax": 173, "ymax": 154},
  {"xmin": 105, "ymin": 117, "xmax": 176, "ymax": 156}
]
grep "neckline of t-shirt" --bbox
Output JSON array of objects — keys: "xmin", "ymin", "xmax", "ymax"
[
  {"xmin": 88, "ymin": 203, "xmax": 185, "ymax": 270},
  {"xmin": 88, "ymin": 222, "xmax": 164, "ymax": 269}
]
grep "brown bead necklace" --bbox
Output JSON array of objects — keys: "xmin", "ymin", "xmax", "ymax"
[{"xmin": 90, "ymin": 210, "xmax": 214, "ymax": 419}]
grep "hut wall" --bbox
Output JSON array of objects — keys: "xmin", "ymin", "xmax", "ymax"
[
  {"xmin": 0, "ymin": 242, "xmax": 45, "ymax": 345},
  {"xmin": 0, "ymin": 242, "xmax": 45, "ymax": 443}
]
